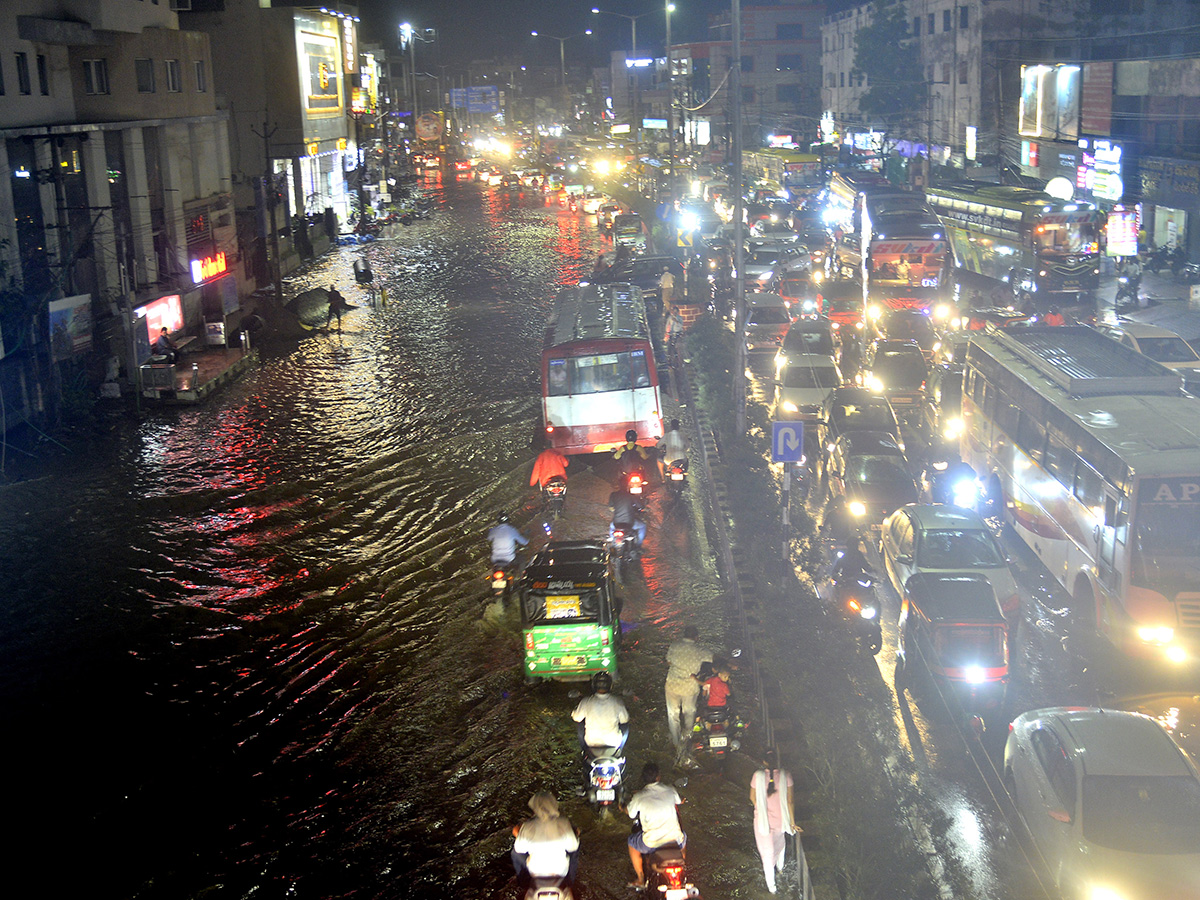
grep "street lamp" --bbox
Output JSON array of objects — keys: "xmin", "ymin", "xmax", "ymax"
[
  {"xmin": 666, "ymin": 2, "xmax": 676, "ymax": 205},
  {"xmin": 590, "ymin": 7, "xmax": 654, "ymax": 57},
  {"xmin": 530, "ymin": 30, "xmax": 592, "ymax": 87}
]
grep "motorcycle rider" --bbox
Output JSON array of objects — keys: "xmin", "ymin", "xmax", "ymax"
[
  {"xmin": 530, "ymin": 438, "xmax": 569, "ymax": 490},
  {"xmin": 924, "ymin": 456, "xmax": 979, "ymax": 508},
  {"xmin": 608, "ymin": 485, "xmax": 647, "ymax": 551},
  {"xmin": 656, "ymin": 419, "xmax": 688, "ymax": 481},
  {"xmin": 664, "ymin": 626, "xmax": 713, "ymax": 749},
  {"xmin": 487, "ymin": 513, "xmax": 528, "ymax": 567},
  {"xmin": 829, "ymin": 540, "xmax": 872, "ymax": 586},
  {"xmin": 511, "ymin": 791, "xmax": 580, "ymax": 889},
  {"xmin": 614, "ymin": 429, "xmax": 651, "ymax": 482},
  {"xmin": 571, "ymin": 671, "xmax": 630, "ymax": 753},
  {"xmin": 623, "ymin": 762, "xmax": 687, "ymax": 889}
]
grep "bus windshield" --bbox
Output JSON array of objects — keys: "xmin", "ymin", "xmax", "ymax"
[
  {"xmin": 547, "ymin": 350, "xmax": 651, "ymax": 395},
  {"xmin": 1035, "ymin": 220, "xmax": 1099, "ymax": 255},
  {"xmin": 870, "ymin": 248, "xmax": 942, "ymax": 286},
  {"xmin": 1132, "ymin": 499, "xmax": 1200, "ymax": 592}
]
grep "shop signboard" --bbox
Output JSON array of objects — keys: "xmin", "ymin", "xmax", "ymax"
[
  {"xmin": 190, "ymin": 251, "xmax": 228, "ymax": 285},
  {"xmin": 48, "ymin": 293, "xmax": 93, "ymax": 362},
  {"xmin": 415, "ymin": 113, "xmax": 443, "ymax": 141},
  {"xmin": 642, "ymin": 118, "xmax": 668, "ymax": 130},
  {"xmin": 1106, "ymin": 207, "xmax": 1137, "ymax": 257},
  {"xmin": 1078, "ymin": 137, "xmax": 1124, "ymax": 202}
]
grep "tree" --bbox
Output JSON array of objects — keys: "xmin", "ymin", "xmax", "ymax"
[{"xmin": 850, "ymin": 1, "xmax": 924, "ymax": 132}]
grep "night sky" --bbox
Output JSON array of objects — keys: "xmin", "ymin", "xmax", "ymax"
[{"xmin": 356, "ymin": 0, "xmax": 729, "ymax": 68}]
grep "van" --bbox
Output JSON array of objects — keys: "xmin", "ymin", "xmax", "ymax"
[{"xmin": 613, "ymin": 214, "xmax": 646, "ymax": 250}]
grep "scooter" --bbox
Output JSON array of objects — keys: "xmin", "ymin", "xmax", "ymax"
[
  {"xmin": 1115, "ymin": 275, "xmax": 1141, "ymax": 312},
  {"xmin": 644, "ymin": 842, "xmax": 699, "ymax": 899},
  {"xmin": 830, "ymin": 560, "xmax": 882, "ymax": 654},
  {"xmin": 610, "ymin": 522, "xmax": 641, "ymax": 584},
  {"xmin": 524, "ymin": 875, "xmax": 573, "ymax": 900},
  {"xmin": 583, "ymin": 742, "xmax": 627, "ymax": 814},
  {"xmin": 542, "ymin": 475, "xmax": 567, "ymax": 518},
  {"xmin": 689, "ymin": 705, "xmax": 746, "ymax": 761},
  {"xmin": 664, "ymin": 458, "xmax": 688, "ymax": 501}
]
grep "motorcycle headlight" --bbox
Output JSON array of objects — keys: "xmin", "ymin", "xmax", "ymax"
[
  {"xmin": 859, "ymin": 604, "xmax": 878, "ymax": 620},
  {"xmin": 848, "ymin": 500, "xmax": 867, "ymax": 517},
  {"xmin": 952, "ymin": 478, "xmax": 979, "ymax": 509}
]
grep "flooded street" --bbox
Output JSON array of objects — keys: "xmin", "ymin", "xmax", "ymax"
[{"xmin": 0, "ymin": 177, "xmax": 746, "ymax": 899}]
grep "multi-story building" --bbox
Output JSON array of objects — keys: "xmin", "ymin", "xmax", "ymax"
[{"xmin": 0, "ymin": 0, "xmax": 234, "ymax": 424}]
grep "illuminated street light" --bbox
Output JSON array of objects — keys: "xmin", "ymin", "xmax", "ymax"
[
  {"xmin": 591, "ymin": 7, "xmax": 654, "ymax": 57},
  {"xmin": 531, "ymin": 30, "xmax": 593, "ymax": 86}
]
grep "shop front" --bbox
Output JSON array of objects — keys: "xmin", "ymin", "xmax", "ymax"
[{"xmin": 1136, "ymin": 155, "xmax": 1200, "ymax": 255}]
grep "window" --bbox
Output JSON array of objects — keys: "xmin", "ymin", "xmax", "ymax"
[
  {"xmin": 741, "ymin": 55, "xmax": 754, "ymax": 73},
  {"xmin": 944, "ymin": 9, "xmax": 952, "ymax": 31},
  {"xmin": 827, "ymin": 72, "xmax": 836, "ymax": 88},
  {"xmin": 36, "ymin": 54, "xmax": 48, "ymax": 95},
  {"xmin": 960, "ymin": 5, "xmax": 970, "ymax": 28},
  {"xmin": 926, "ymin": 65, "xmax": 934, "ymax": 83},
  {"xmin": 16, "ymin": 52, "xmax": 31, "ymax": 95},
  {"xmin": 742, "ymin": 86, "xmax": 755, "ymax": 104},
  {"xmin": 1016, "ymin": 413, "xmax": 1045, "ymax": 462},
  {"xmin": 776, "ymin": 23, "xmax": 804, "ymax": 40},
  {"xmin": 959, "ymin": 60, "xmax": 968, "ymax": 84},
  {"xmin": 135, "ymin": 58, "xmax": 155, "ymax": 93},
  {"xmin": 194, "ymin": 59, "xmax": 207, "ymax": 92},
  {"xmin": 1043, "ymin": 436, "xmax": 1075, "ymax": 485},
  {"xmin": 1073, "ymin": 462, "xmax": 1104, "ymax": 510},
  {"xmin": 776, "ymin": 54, "xmax": 803, "ymax": 71},
  {"xmin": 913, "ymin": 16, "xmax": 921, "ymax": 36},
  {"xmin": 777, "ymin": 83, "xmax": 802, "ymax": 104},
  {"xmin": 928, "ymin": 13, "xmax": 935, "ymax": 34},
  {"xmin": 165, "ymin": 58, "xmax": 181, "ymax": 92},
  {"xmin": 83, "ymin": 59, "xmax": 109, "ymax": 95},
  {"xmin": 840, "ymin": 71, "xmax": 845, "ymax": 87}
]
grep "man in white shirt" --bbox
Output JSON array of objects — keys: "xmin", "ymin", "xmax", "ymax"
[
  {"xmin": 657, "ymin": 418, "xmax": 688, "ymax": 481},
  {"xmin": 624, "ymin": 762, "xmax": 686, "ymax": 888},
  {"xmin": 511, "ymin": 791, "xmax": 580, "ymax": 887},
  {"xmin": 571, "ymin": 671, "xmax": 630, "ymax": 750},
  {"xmin": 664, "ymin": 626, "xmax": 713, "ymax": 748}
]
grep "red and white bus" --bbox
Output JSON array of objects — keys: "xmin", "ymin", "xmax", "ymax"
[{"xmin": 541, "ymin": 283, "xmax": 664, "ymax": 455}]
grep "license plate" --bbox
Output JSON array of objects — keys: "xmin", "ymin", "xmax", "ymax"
[
  {"xmin": 596, "ymin": 788, "xmax": 615, "ymax": 801},
  {"xmin": 665, "ymin": 889, "xmax": 689, "ymax": 900},
  {"xmin": 491, "ymin": 578, "xmax": 507, "ymax": 589},
  {"xmin": 671, "ymin": 472, "xmax": 684, "ymax": 480},
  {"xmin": 551, "ymin": 656, "xmax": 587, "ymax": 668},
  {"xmin": 629, "ymin": 485, "xmax": 643, "ymax": 494},
  {"xmin": 890, "ymin": 396, "xmax": 912, "ymax": 404},
  {"xmin": 708, "ymin": 735, "xmax": 728, "ymax": 748}
]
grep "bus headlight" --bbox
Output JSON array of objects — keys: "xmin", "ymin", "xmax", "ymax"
[
  {"xmin": 1137, "ymin": 625, "xmax": 1175, "ymax": 644},
  {"xmin": 964, "ymin": 665, "xmax": 986, "ymax": 685}
]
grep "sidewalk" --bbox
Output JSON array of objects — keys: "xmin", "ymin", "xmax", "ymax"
[{"xmin": 1092, "ymin": 269, "xmax": 1200, "ymax": 340}]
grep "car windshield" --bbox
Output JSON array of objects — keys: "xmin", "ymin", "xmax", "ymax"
[
  {"xmin": 784, "ymin": 329, "xmax": 835, "ymax": 355},
  {"xmin": 827, "ymin": 297, "xmax": 861, "ymax": 315},
  {"xmin": 749, "ymin": 251, "xmax": 782, "ymax": 266},
  {"xmin": 1135, "ymin": 336, "xmax": 1200, "ymax": 363},
  {"xmin": 845, "ymin": 455, "xmax": 909, "ymax": 484},
  {"xmin": 831, "ymin": 400, "xmax": 896, "ymax": 432},
  {"xmin": 780, "ymin": 278, "xmax": 810, "ymax": 296},
  {"xmin": 782, "ymin": 366, "xmax": 840, "ymax": 389},
  {"xmin": 884, "ymin": 315, "xmax": 935, "ymax": 342},
  {"xmin": 1131, "ymin": 495, "xmax": 1200, "ymax": 593},
  {"xmin": 1081, "ymin": 774, "xmax": 1200, "ymax": 854},
  {"xmin": 918, "ymin": 529, "xmax": 1005, "ymax": 569},
  {"xmin": 873, "ymin": 352, "xmax": 927, "ymax": 387},
  {"xmin": 749, "ymin": 307, "xmax": 791, "ymax": 325}
]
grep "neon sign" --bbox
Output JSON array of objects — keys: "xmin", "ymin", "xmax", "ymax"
[{"xmin": 190, "ymin": 251, "xmax": 228, "ymax": 284}]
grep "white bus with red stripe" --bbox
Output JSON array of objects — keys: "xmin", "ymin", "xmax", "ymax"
[
  {"xmin": 861, "ymin": 195, "xmax": 954, "ymax": 327},
  {"xmin": 541, "ymin": 283, "xmax": 663, "ymax": 455},
  {"xmin": 962, "ymin": 326, "xmax": 1200, "ymax": 665}
]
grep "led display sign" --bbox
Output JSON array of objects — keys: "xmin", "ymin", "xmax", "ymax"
[{"xmin": 190, "ymin": 251, "xmax": 228, "ymax": 284}]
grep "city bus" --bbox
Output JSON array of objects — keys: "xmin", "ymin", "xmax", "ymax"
[
  {"xmin": 743, "ymin": 149, "xmax": 825, "ymax": 205},
  {"xmin": 925, "ymin": 183, "xmax": 1104, "ymax": 303},
  {"xmin": 861, "ymin": 196, "xmax": 953, "ymax": 322},
  {"xmin": 825, "ymin": 170, "xmax": 903, "ymax": 274},
  {"xmin": 541, "ymin": 282, "xmax": 664, "ymax": 455},
  {"xmin": 961, "ymin": 326, "xmax": 1200, "ymax": 664}
]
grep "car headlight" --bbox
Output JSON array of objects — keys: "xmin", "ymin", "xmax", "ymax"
[
  {"xmin": 812, "ymin": 270, "xmax": 825, "ymax": 283},
  {"xmin": 933, "ymin": 304, "xmax": 951, "ymax": 320},
  {"xmin": 803, "ymin": 300, "xmax": 817, "ymax": 311},
  {"xmin": 943, "ymin": 417, "xmax": 965, "ymax": 441},
  {"xmin": 1137, "ymin": 625, "xmax": 1175, "ymax": 644},
  {"xmin": 781, "ymin": 400, "xmax": 799, "ymax": 412},
  {"xmin": 848, "ymin": 500, "xmax": 867, "ymax": 517},
  {"xmin": 867, "ymin": 376, "xmax": 885, "ymax": 393},
  {"xmin": 868, "ymin": 305, "xmax": 882, "ymax": 320},
  {"xmin": 758, "ymin": 271, "xmax": 773, "ymax": 282}
]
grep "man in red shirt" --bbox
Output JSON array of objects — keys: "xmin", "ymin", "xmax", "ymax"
[{"xmin": 530, "ymin": 440, "xmax": 569, "ymax": 489}]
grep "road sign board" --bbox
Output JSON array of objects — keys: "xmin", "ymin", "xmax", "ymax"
[
  {"xmin": 677, "ymin": 229, "xmax": 693, "ymax": 248},
  {"xmin": 771, "ymin": 422, "xmax": 805, "ymax": 463}
]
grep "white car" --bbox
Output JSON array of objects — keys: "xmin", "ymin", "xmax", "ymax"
[
  {"xmin": 774, "ymin": 356, "xmax": 842, "ymax": 421},
  {"xmin": 879, "ymin": 504, "xmax": 1020, "ymax": 618},
  {"xmin": 1094, "ymin": 321, "xmax": 1200, "ymax": 389},
  {"xmin": 1003, "ymin": 707, "xmax": 1200, "ymax": 900}
]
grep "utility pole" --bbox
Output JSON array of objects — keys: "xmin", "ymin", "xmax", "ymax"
[
  {"xmin": 252, "ymin": 119, "xmax": 283, "ymax": 307},
  {"xmin": 732, "ymin": 0, "xmax": 747, "ymax": 433},
  {"xmin": 666, "ymin": 1, "xmax": 676, "ymax": 208}
]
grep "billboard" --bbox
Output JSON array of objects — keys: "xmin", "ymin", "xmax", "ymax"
[
  {"xmin": 297, "ymin": 17, "xmax": 342, "ymax": 117},
  {"xmin": 1018, "ymin": 64, "xmax": 1080, "ymax": 142},
  {"xmin": 451, "ymin": 86, "xmax": 500, "ymax": 113},
  {"xmin": 48, "ymin": 294, "xmax": 93, "ymax": 362}
]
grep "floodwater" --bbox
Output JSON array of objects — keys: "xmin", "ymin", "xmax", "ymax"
[{"xmin": 0, "ymin": 177, "xmax": 745, "ymax": 899}]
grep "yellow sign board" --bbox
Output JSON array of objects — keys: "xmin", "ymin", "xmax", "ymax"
[{"xmin": 677, "ymin": 229, "xmax": 693, "ymax": 248}]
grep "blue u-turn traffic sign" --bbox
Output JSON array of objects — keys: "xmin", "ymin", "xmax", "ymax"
[{"xmin": 771, "ymin": 422, "xmax": 805, "ymax": 463}]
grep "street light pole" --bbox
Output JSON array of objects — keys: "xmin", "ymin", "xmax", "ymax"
[
  {"xmin": 666, "ymin": 1, "xmax": 676, "ymax": 207},
  {"xmin": 530, "ymin": 30, "xmax": 592, "ymax": 88},
  {"xmin": 591, "ymin": 7, "xmax": 651, "ymax": 57}
]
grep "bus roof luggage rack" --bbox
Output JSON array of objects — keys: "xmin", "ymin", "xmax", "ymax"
[{"xmin": 991, "ymin": 325, "xmax": 1182, "ymax": 397}]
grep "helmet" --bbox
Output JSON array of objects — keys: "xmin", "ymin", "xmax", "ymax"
[
  {"xmin": 591, "ymin": 671, "xmax": 613, "ymax": 693},
  {"xmin": 625, "ymin": 429, "xmax": 638, "ymax": 443},
  {"xmin": 497, "ymin": 513, "xmax": 510, "ymax": 524},
  {"xmin": 669, "ymin": 419, "xmax": 680, "ymax": 431}
]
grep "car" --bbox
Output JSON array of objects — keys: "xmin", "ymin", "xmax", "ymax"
[
  {"xmin": 819, "ymin": 280, "xmax": 865, "ymax": 333},
  {"xmin": 741, "ymin": 293, "xmax": 793, "ymax": 353},
  {"xmin": 879, "ymin": 505, "xmax": 1019, "ymax": 618},
  {"xmin": 1003, "ymin": 707, "xmax": 1200, "ymax": 900},
  {"xmin": 749, "ymin": 219, "xmax": 800, "ymax": 242},
  {"xmin": 1094, "ymin": 321, "xmax": 1200, "ymax": 391},
  {"xmin": 816, "ymin": 386, "xmax": 904, "ymax": 478},
  {"xmin": 922, "ymin": 359, "xmax": 965, "ymax": 456},
  {"xmin": 499, "ymin": 173, "xmax": 521, "ymax": 190},
  {"xmin": 825, "ymin": 431, "xmax": 918, "ymax": 527},
  {"xmin": 603, "ymin": 255, "xmax": 685, "ymax": 309},
  {"xmin": 612, "ymin": 213, "xmax": 646, "ymax": 249},
  {"xmin": 871, "ymin": 308, "xmax": 940, "ymax": 359},
  {"xmin": 776, "ymin": 316, "xmax": 836, "ymax": 372},
  {"xmin": 598, "ymin": 203, "xmax": 622, "ymax": 230},
  {"xmin": 581, "ymin": 193, "xmax": 606, "ymax": 215},
  {"xmin": 772, "ymin": 271, "xmax": 821, "ymax": 317},
  {"xmin": 774, "ymin": 356, "xmax": 842, "ymax": 422},
  {"xmin": 743, "ymin": 246, "xmax": 803, "ymax": 287},
  {"xmin": 862, "ymin": 339, "xmax": 929, "ymax": 418}
]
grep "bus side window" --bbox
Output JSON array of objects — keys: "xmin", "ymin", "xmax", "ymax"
[
  {"xmin": 1016, "ymin": 412, "xmax": 1046, "ymax": 463},
  {"xmin": 1074, "ymin": 462, "xmax": 1103, "ymax": 510},
  {"xmin": 1043, "ymin": 435, "xmax": 1075, "ymax": 487},
  {"xmin": 971, "ymin": 370, "xmax": 986, "ymax": 406}
]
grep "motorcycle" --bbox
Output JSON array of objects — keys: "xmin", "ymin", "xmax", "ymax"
[
  {"xmin": 689, "ymin": 705, "xmax": 746, "ymax": 762},
  {"xmin": 610, "ymin": 522, "xmax": 641, "ymax": 584},
  {"xmin": 489, "ymin": 559, "xmax": 517, "ymax": 600},
  {"xmin": 664, "ymin": 458, "xmax": 688, "ymax": 502},
  {"xmin": 644, "ymin": 842, "xmax": 699, "ymax": 899},
  {"xmin": 583, "ymin": 742, "xmax": 627, "ymax": 814},
  {"xmin": 1115, "ymin": 275, "xmax": 1142, "ymax": 311},
  {"xmin": 830, "ymin": 558, "xmax": 882, "ymax": 654},
  {"xmin": 524, "ymin": 875, "xmax": 573, "ymax": 900},
  {"xmin": 542, "ymin": 475, "xmax": 567, "ymax": 518}
]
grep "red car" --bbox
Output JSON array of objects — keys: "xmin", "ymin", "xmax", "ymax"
[{"xmin": 819, "ymin": 280, "xmax": 864, "ymax": 333}]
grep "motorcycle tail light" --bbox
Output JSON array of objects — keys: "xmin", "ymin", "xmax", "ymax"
[
  {"xmin": 662, "ymin": 865, "xmax": 685, "ymax": 888},
  {"xmin": 547, "ymin": 482, "xmax": 566, "ymax": 496},
  {"xmin": 492, "ymin": 570, "xmax": 506, "ymax": 582},
  {"xmin": 629, "ymin": 475, "xmax": 643, "ymax": 494}
]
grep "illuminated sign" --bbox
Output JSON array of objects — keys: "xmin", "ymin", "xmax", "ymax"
[
  {"xmin": 1019, "ymin": 64, "xmax": 1080, "ymax": 140},
  {"xmin": 1106, "ymin": 207, "xmax": 1137, "ymax": 257},
  {"xmin": 1078, "ymin": 138, "xmax": 1123, "ymax": 202},
  {"xmin": 625, "ymin": 58, "xmax": 654, "ymax": 68},
  {"xmin": 767, "ymin": 134, "xmax": 793, "ymax": 148},
  {"xmin": 307, "ymin": 142, "xmax": 319, "ymax": 156},
  {"xmin": 337, "ymin": 137, "xmax": 347, "ymax": 151},
  {"xmin": 341, "ymin": 15, "xmax": 357, "ymax": 75},
  {"xmin": 965, "ymin": 125, "xmax": 977, "ymax": 161},
  {"xmin": 642, "ymin": 118, "xmax": 668, "ymax": 130},
  {"xmin": 610, "ymin": 123, "xmax": 631, "ymax": 135},
  {"xmin": 1021, "ymin": 140, "xmax": 1039, "ymax": 168},
  {"xmin": 351, "ymin": 87, "xmax": 369, "ymax": 114},
  {"xmin": 190, "ymin": 251, "xmax": 228, "ymax": 284},
  {"xmin": 300, "ymin": 29, "xmax": 342, "ymax": 114}
]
